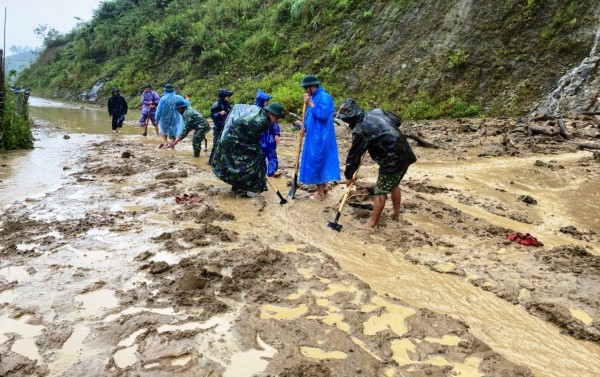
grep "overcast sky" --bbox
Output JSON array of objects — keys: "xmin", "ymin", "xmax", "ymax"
[{"xmin": 2, "ymin": 0, "xmax": 104, "ymax": 54}]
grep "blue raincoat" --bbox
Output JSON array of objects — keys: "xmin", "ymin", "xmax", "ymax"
[
  {"xmin": 299, "ymin": 87, "xmax": 340, "ymax": 184},
  {"xmin": 256, "ymin": 89, "xmax": 280, "ymax": 176},
  {"xmin": 156, "ymin": 92, "xmax": 185, "ymax": 138}
]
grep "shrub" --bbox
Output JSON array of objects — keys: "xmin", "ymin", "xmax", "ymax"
[
  {"xmin": 449, "ymin": 100, "xmax": 482, "ymax": 118},
  {"xmin": 0, "ymin": 92, "xmax": 33, "ymax": 152},
  {"xmin": 402, "ymin": 99, "xmax": 440, "ymax": 120}
]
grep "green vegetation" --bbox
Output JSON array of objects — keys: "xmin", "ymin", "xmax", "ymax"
[
  {"xmin": 17, "ymin": 0, "xmax": 598, "ymax": 120},
  {"xmin": 447, "ymin": 48, "xmax": 469, "ymax": 69},
  {"xmin": 0, "ymin": 92, "xmax": 33, "ymax": 152}
]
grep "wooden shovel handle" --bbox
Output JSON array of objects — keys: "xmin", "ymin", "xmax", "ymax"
[
  {"xmin": 336, "ymin": 152, "xmax": 367, "ymax": 212},
  {"xmin": 293, "ymin": 103, "xmax": 307, "ymax": 174},
  {"xmin": 265, "ymin": 176, "xmax": 277, "ymax": 191}
]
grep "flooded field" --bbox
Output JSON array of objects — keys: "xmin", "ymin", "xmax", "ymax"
[{"xmin": 1, "ymin": 98, "xmax": 599, "ymax": 376}]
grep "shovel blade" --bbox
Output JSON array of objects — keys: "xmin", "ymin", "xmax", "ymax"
[
  {"xmin": 287, "ymin": 185, "xmax": 297, "ymax": 199},
  {"xmin": 277, "ymin": 193, "xmax": 288, "ymax": 205},
  {"xmin": 327, "ymin": 221, "xmax": 343, "ymax": 232},
  {"xmin": 287, "ymin": 173, "xmax": 299, "ymax": 198}
]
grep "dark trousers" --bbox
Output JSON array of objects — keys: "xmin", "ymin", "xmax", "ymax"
[
  {"xmin": 208, "ymin": 126, "xmax": 223, "ymax": 163},
  {"xmin": 112, "ymin": 114, "xmax": 125, "ymax": 131}
]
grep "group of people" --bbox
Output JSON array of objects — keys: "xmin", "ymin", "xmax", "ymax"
[{"xmin": 107, "ymin": 74, "xmax": 417, "ymax": 229}]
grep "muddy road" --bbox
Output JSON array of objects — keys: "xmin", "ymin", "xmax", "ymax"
[{"xmin": 1, "ymin": 102, "xmax": 599, "ymax": 376}]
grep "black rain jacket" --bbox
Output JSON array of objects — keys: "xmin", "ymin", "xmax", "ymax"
[{"xmin": 341, "ymin": 104, "xmax": 416, "ymax": 179}]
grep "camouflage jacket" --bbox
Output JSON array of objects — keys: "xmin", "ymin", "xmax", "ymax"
[
  {"xmin": 211, "ymin": 107, "xmax": 270, "ymax": 192},
  {"xmin": 178, "ymin": 107, "xmax": 210, "ymax": 139}
]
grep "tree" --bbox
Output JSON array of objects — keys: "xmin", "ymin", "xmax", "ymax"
[{"xmin": 33, "ymin": 24, "xmax": 60, "ymax": 47}]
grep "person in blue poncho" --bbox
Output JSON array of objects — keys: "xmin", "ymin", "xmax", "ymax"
[
  {"xmin": 155, "ymin": 84, "xmax": 185, "ymax": 145},
  {"xmin": 298, "ymin": 75, "xmax": 341, "ymax": 200},
  {"xmin": 255, "ymin": 89, "xmax": 282, "ymax": 177}
]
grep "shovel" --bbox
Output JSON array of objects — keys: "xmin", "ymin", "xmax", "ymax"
[
  {"xmin": 266, "ymin": 177, "xmax": 288, "ymax": 205},
  {"xmin": 327, "ymin": 153, "xmax": 366, "ymax": 232},
  {"xmin": 287, "ymin": 103, "xmax": 306, "ymax": 199}
]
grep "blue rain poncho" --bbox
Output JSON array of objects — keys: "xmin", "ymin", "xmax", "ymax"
[
  {"xmin": 256, "ymin": 89, "xmax": 280, "ymax": 176},
  {"xmin": 298, "ymin": 87, "xmax": 341, "ymax": 184},
  {"xmin": 156, "ymin": 92, "xmax": 185, "ymax": 138}
]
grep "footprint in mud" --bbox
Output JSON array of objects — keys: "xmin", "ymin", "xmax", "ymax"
[{"xmin": 140, "ymin": 352, "xmax": 194, "ymax": 371}]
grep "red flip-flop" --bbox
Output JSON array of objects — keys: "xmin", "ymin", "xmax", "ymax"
[
  {"xmin": 175, "ymin": 193, "xmax": 203, "ymax": 204},
  {"xmin": 507, "ymin": 233, "xmax": 542, "ymax": 247}
]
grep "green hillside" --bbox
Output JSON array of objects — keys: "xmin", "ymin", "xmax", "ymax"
[{"xmin": 17, "ymin": 0, "xmax": 600, "ymax": 118}]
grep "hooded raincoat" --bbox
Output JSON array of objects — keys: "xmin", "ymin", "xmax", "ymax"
[
  {"xmin": 299, "ymin": 87, "xmax": 340, "ymax": 184},
  {"xmin": 139, "ymin": 89, "xmax": 160, "ymax": 126},
  {"xmin": 337, "ymin": 99, "xmax": 417, "ymax": 180},
  {"xmin": 211, "ymin": 104, "xmax": 270, "ymax": 193},
  {"xmin": 256, "ymin": 89, "xmax": 280, "ymax": 176},
  {"xmin": 156, "ymin": 91, "xmax": 185, "ymax": 138}
]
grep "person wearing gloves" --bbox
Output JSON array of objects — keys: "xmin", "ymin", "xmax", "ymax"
[
  {"xmin": 337, "ymin": 98, "xmax": 417, "ymax": 230},
  {"xmin": 107, "ymin": 87, "xmax": 128, "ymax": 133},
  {"xmin": 166, "ymin": 98, "xmax": 211, "ymax": 158},
  {"xmin": 298, "ymin": 75, "xmax": 340, "ymax": 200},
  {"xmin": 155, "ymin": 84, "xmax": 185, "ymax": 144},
  {"xmin": 255, "ymin": 89, "xmax": 281, "ymax": 177}
]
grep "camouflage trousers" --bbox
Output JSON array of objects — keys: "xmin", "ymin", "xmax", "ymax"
[
  {"xmin": 374, "ymin": 164, "xmax": 409, "ymax": 195},
  {"xmin": 192, "ymin": 127, "xmax": 210, "ymax": 157}
]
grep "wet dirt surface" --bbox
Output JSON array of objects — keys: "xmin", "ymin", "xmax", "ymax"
[{"xmin": 1, "ymin": 108, "xmax": 600, "ymax": 376}]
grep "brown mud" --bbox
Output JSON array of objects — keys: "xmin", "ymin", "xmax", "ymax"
[{"xmin": 1, "ymin": 115, "xmax": 600, "ymax": 376}]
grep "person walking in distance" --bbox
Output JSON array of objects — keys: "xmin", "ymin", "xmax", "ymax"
[{"xmin": 107, "ymin": 87, "xmax": 128, "ymax": 133}]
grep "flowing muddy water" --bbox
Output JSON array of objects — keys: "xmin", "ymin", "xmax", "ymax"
[
  {"xmin": 1, "ymin": 99, "xmax": 600, "ymax": 376},
  {"xmin": 215, "ymin": 189, "xmax": 600, "ymax": 377}
]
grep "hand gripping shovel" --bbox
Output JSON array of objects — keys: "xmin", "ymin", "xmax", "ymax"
[
  {"xmin": 327, "ymin": 153, "xmax": 366, "ymax": 232},
  {"xmin": 287, "ymin": 103, "xmax": 306, "ymax": 199},
  {"xmin": 266, "ymin": 177, "xmax": 288, "ymax": 205}
]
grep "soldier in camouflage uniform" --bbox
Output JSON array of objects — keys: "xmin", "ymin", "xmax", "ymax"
[
  {"xmin": 337, "ymin": 98, "xmax": 417, "ymax": 230},
  {"xmin": 211, "ymin": 102, "xmax": 285, "ymax": 194},
  {"xmin": 173, "ymin": 99, "xmax": 211, "ymax": 157}
]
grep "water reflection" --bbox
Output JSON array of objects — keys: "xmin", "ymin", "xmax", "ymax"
[
  {"xmin": 29, "ymin": 97, "xmax": 141, "ymax": 135},
  {"xmin": 0, "ymin": 97, "xmax": 143, "ymax": 208}
]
